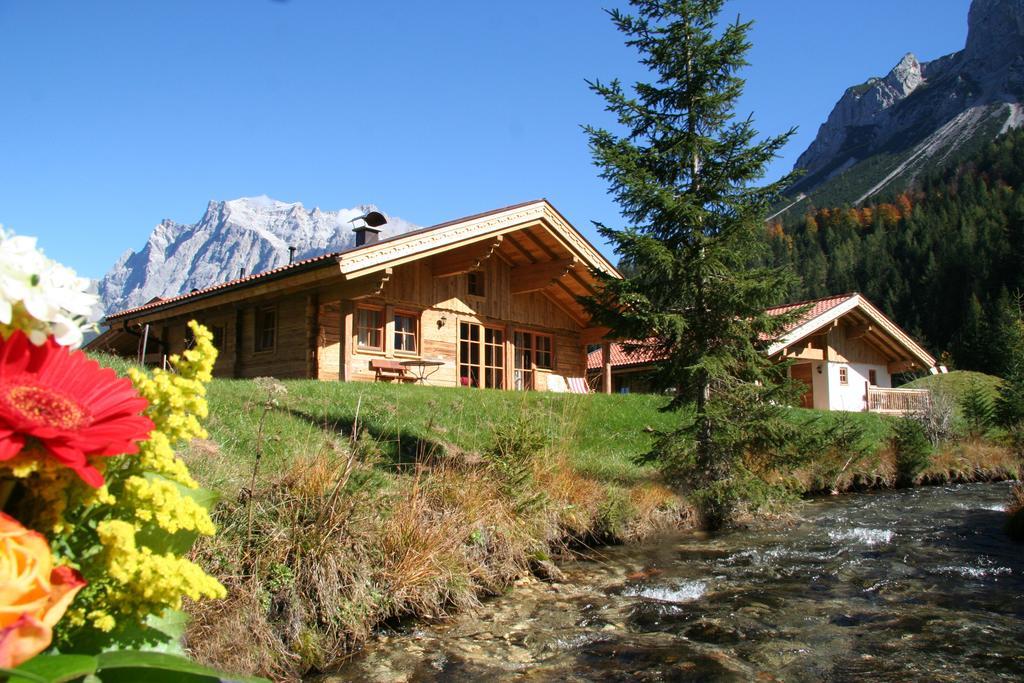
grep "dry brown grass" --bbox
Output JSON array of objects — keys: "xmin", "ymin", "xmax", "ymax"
[
  {"xmin": 775, "ymin": 436, "xmax": 1019, "ymax": 496},
  {"xmin": 775, "ymin": 447, "xmax": 896, "ymax": 495},
  {"xmin": 919, "ymin": 439, "xmax": 1021, "ymax": 484},
  {"xmin": 183, "ymin": 423, "xmax": 689, "ymax": 681}
]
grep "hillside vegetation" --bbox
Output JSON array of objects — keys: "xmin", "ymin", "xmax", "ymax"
[
  {"xmin": 93, "ymin": 355, "xmax": 1019, "ymax": 679},
  {"xmin": 766, "ymin": 128, "xmax": 1024, "ymax": 376},
  {"xmin": 904, "ymin": 370, "xmax": 1003, "ymax": 404}
]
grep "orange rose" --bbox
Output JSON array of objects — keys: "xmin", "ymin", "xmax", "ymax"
[{"xmin": 0, "ymin": 512, "xmax": 85, "ymax": 668}]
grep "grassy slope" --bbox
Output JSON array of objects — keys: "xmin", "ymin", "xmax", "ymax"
[
  {"xmin": 904, "ymin": 370, "xmax": 1003, "ymax": 403},
  {"xmin": 91, "ymin": 353, "xmax": 1017, "ymax": 679},
  {"xmin": 199, "ymin": 379, "xmax": 679, "ymax": 492},
  {"xmin": 92, "ymin": 352, "xmax": 676, "ymax": 487}
]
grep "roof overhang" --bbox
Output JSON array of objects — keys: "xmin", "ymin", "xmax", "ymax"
[
  {"xmin": 769, "ymin": 293, "xmax": 936, "ymax": 369},
  {"xmin": 337, "ymin": 200, "xmax": 618, "ymax": 280},
  {"xmin": 100, "ymin": 199, "xmax": 619, "ymax": 326}
]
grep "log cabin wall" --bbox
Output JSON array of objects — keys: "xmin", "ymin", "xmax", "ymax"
[
  {"xmin": 318, "ymin": 257, "xmax": 588, "ymax": 389},
  {"xmin": 135, "ymin": 291, "xmax": 310, "ymax": 379},
  {"xmin": 130, "ymin": 256, "xmax": 589, "ymax": 391}
]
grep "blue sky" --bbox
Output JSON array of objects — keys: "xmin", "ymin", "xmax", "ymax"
[{"xmin": 0, "ymin": 0, "xmax": 970, "ymax": 279}]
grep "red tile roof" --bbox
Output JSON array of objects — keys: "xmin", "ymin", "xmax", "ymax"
[
  {"xmin": 586, "ymin": 339, "xmax": 662, "ymax": 370},
  {"xmin": 587, "ymin": 293, "xmax": 858, "ymax": 370},
  {"xmin": 765, "ymin": 293, "xmax": 855, "ymax": 334}
]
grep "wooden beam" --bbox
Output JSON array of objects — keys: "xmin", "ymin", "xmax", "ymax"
[
  {"xmin": 780, "ymin": 344, "xmax": 825, "ymax": 361},
  {"xmin": 521, "ymin": 226, "xmax": 562, "ymax": 260},
  {"xmin": 510, "ymin": 258, "xmax": 578, "ymax": 294},
  {"xmin": 232, "ymin": 306, "xmax": 244, "ymax": 378},
  {"xmin": 568, "ymin": 269, "xmax": 599, "ymax": 297},
  {"xmin": 305, "ymin": 293, "xmax": 319, "ymax": 379},
  {"xmin": 504, "ymin": 233, "xmax": 538, "ymax": 264},
  {"xmin": 847, "ymin": 324, "xmax": 874, "ymax": 341},
  {"xmin": 540, "ymin": 288, "xmax": 589, "ymax": 328},
  {"xmin": 888, "ymin": 359, "xmax": 917, "ymax": 374},
  {"xmin": 580, "ymin": 326, "xmax": 612, "ymax": 346},
  {"xmin": 430, "ymin": 236, "xmax": 504, "ymax": 277},
  {"xmin": 862, "ymin": 328, "xmax": 906, "ymax": 362},
  {"xmin": 340, "ymin": 300, "xmax": 353, "ymax": 382},
  {"xmin": 344, "ymin": 268, "xmax": 393, "ymax": 299},
  {"xmin": 602, "ymin": 342, "xmax": 612, "ymax": 394}
]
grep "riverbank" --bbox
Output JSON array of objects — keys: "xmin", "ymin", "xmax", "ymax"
[
  {"xmin": 330, "ymin": 482, "xmax": 1024, "ymax": 681},
  {"xmin": 87, "ymin": 358, "xmax": 1020, "ymax": 680},
  {"xmin": 174, "ymin": 377, "xmax": 692, "ymax": 681}
]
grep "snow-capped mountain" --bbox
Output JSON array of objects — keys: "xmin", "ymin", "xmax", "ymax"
[{"xmin": 98, "ymin": 196, "xmax": 418, "ymax": 314}]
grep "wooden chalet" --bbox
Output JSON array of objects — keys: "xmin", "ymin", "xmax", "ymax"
[
  {"xmin": 90, "ymin": 200, "xmax": 620, "ymax": 392},
  {"xmin": 586, "ymin": 293, "xmax": 940, "ymax": 413}
]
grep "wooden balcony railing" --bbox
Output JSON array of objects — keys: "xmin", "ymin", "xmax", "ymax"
[{"xmin": 866, "ymin": 386, "xmax": 931, "ymax": 415}]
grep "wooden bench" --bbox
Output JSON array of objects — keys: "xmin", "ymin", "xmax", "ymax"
[{"xmin": 370, "ymin": 359, "xmax": 417, "ymax": 383}]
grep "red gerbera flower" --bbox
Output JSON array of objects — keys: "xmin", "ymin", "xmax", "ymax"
[{"xmin": 0, "ymin": 331, "xmax": 153, "ymax": 487}]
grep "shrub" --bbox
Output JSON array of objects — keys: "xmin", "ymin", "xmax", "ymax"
[
  {"xmin": 892, "ymin": 418, "xmax": 932, "ymax": 485},
  {"xmin": 961, "ymin": 380, "xmax": 995, "ymax": 437},
  {"xmin": 915, "ymin": 388, "xmax": 956, "ymax": 446},
  {"xmin": 486, "ymin": 412, "xmax": 548, "ymax": 514}
]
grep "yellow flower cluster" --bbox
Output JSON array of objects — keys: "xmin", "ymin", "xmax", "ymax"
[
  {"xmin": 58, "ymin": 320, "xmax": 225, "ymax": 637},
  {"xmin": 92, "ymin": 520, "xmax": 225, "ymax": 626},
  {"xmin": 127, "ymin": 321, "xmax": 216, "ymax": 488},
  {"xmin": 121, "ymin": 476, "xmax": 215, "ymax": 535}
]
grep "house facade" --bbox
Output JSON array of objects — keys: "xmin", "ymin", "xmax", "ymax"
[
  {"xmin": 90, "ymin": 200, "xmax": 619, "ymax": 392},
  {"xmin": 586, "ymin": 293, "xmax": 939, "ymax": 413}
]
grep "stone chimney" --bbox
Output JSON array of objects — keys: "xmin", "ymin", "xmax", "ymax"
[{"xmin": 352, "ymin": 210, "xmax": 388, "ymax": 247}]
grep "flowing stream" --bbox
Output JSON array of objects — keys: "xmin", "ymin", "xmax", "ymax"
[{"xmin": 327, "ymin": 482, "xmax": 1023, "ymax": 681}]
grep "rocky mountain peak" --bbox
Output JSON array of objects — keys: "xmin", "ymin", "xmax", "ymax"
[
  {"xmin": 787, "ymin": 0, "xmax": 1024, "ymax": 207},
  {"xmin": 965, "ymin": 0, "xmax": 1024, "ymax": 68},
  {"xmin": 97, "ymin": 197, "xmax": 418, "ymax": 314}
]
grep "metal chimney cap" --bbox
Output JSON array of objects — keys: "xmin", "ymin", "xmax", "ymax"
[
  {"xmin": 350, "ymin": 211, "xmax": 387, "ymax": 230},
  {"xmin": 361, "ymin": 210, "xmax": 388, "ymax": 228}
]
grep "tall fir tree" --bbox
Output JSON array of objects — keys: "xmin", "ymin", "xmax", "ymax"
[{"xmin": 583, "ymin": 0, "xmax": 800, "ymax": 526}]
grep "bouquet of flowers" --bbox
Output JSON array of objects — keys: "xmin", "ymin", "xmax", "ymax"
[{"xmin": 0, "ymin": 231, "xmax": 258, "ymax": 682}]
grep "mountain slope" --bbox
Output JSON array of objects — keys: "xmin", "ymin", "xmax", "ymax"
[
  {"xmin": 785, "ymin": 0, "xmax": 1024, "ymax": 209},
  {"xmin": 98, "ymin": 196, "xmax": 417, "ymax": 314},
  {"xmin": 765, "ymin": 127, "xmax": 1024, "ymax": 375}
]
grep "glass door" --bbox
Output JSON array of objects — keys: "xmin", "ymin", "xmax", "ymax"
[
  {"xmin": 460, "ymin": 322, "xmax": 504, "ymax": 389},
  {"xmin": 459, "ymin": 322, "xmax": 481, "ymax": 387},
  {"xmin": 483, "ymin": 328, "xmax": 504, "ymax": 389},
  {"xmin": 513, "ymin": 331, "xmax": 534, "ymax": 390}
]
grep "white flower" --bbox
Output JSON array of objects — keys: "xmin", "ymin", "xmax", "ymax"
[{"xmin": 0, "ymin": 227, "xmax": 99, "ymax": 348}]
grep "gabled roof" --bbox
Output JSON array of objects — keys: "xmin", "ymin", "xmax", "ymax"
[
  {"xmin": 587, "ymin": 293, "xmax": 936, "ymax": 370},
  {"xmin": 767, "ymin": 292, "xmax": 936, "ymax": 368},
  {"xmin": 105, "ymin": 199, "xmax": 619, "ymax": 322}
]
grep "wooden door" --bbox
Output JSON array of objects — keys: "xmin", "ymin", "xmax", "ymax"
[{"xmin": 791, "ymin": 363, "xmax": 814, "ymax": 409}]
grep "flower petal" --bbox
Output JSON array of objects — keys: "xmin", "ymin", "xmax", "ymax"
[{"xmin": 0, "ymin": 613, "xmax": 51, "ymax": 669}]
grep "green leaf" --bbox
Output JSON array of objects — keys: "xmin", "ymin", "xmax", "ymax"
[
  {"xmin": 93, "ymin": 650, "xmax": 269, "ymax": 683},
  {"xmin": 6, "ymin": 654, "xmax": 98, "ymax": 682},
  {"xmin": 0, "ymin": 667, "xmax": 48, "ymax": 683}
]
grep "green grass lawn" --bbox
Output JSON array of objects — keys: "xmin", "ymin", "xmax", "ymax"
[
  {"xmin": 93, "ymin": 351, "xmax": 901, "ymax": 495},
  {"xmin": 91, "ymin": 353, "xmax": 678, "ymax": 488},
  {"xmin": 199, "ymin": 379, "xmax": 679, "ymax": 492}
]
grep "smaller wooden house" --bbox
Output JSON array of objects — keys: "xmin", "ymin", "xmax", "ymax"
[
  {"xmin": 90, "ymin": 200, "xmax": 619, "ymax": 393},
  {"xmin": 586, "ymin": 293, "xmax": 938, "ymax": 413}
]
